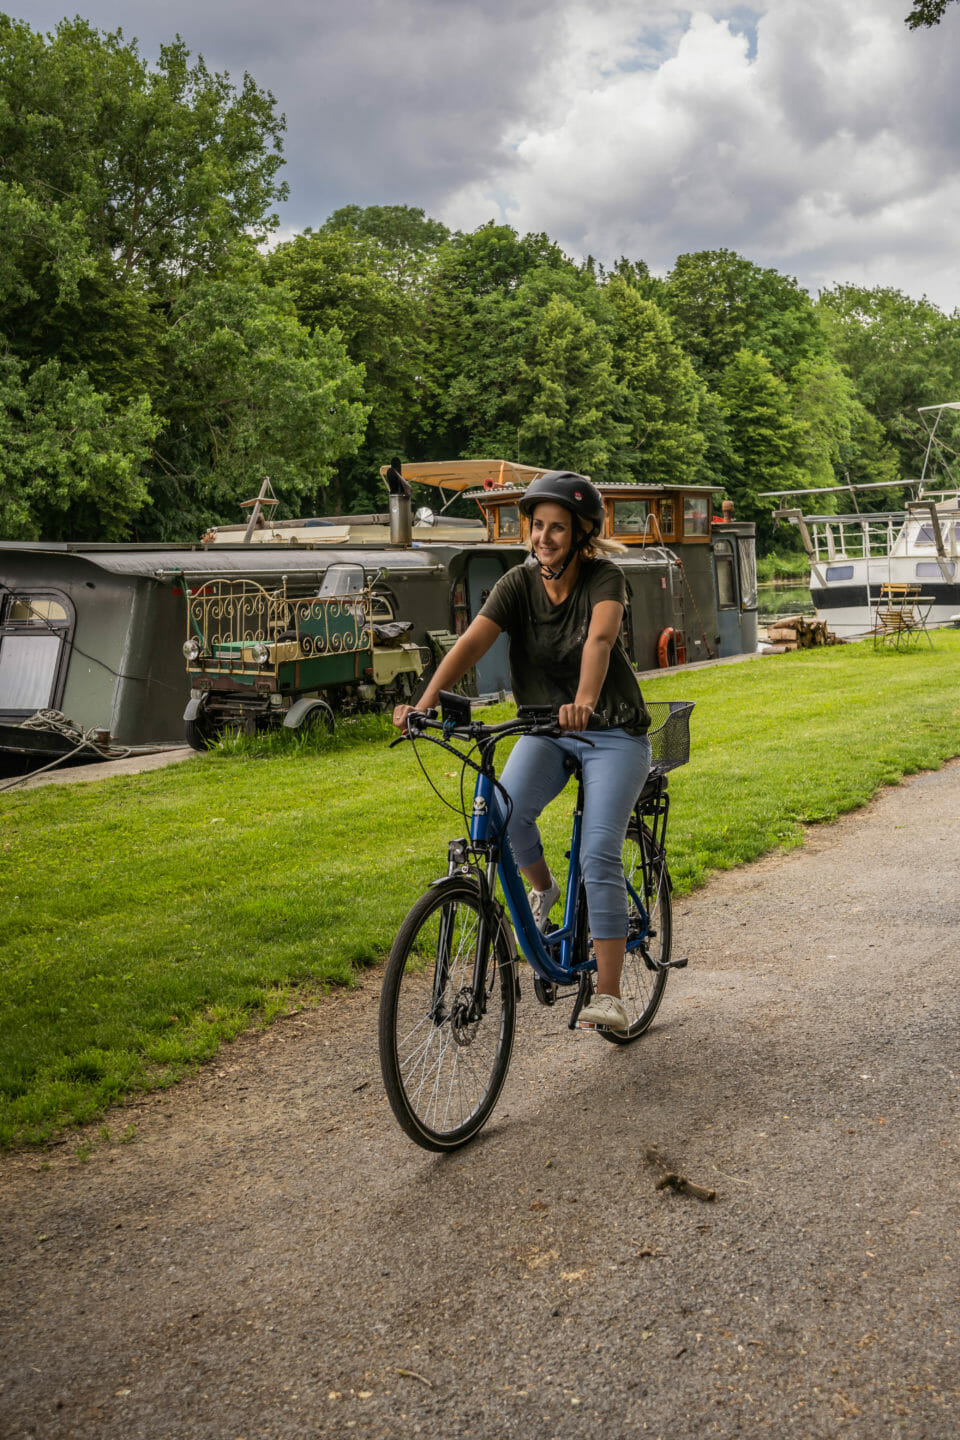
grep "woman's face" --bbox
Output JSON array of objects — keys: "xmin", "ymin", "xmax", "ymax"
[{"xmin": 530, "ymin": 502, "xmax": 574, "ymax": 571}]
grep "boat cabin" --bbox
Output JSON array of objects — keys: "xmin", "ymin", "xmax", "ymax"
[{"xmin": 392, "ymin": 461, "xmax": 756, "ymax": 668}]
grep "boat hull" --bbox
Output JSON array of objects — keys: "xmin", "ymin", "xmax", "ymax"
[{"xmin": 811, "ymin": 568, "xmax": 960, "ymax": 638}]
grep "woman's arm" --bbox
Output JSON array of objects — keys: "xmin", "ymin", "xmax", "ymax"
[
  {"xmin": 393, "ymin": 615, "xmax": 503, "ymax": 730},
  {"xmin": 560, "ymin": 599, "xmax": 623, "ymax": 732}
]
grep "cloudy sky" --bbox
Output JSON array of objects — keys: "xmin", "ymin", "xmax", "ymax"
[{"xmin": 13, "ymin": 0, "xmax": 960, "ymax": 308}]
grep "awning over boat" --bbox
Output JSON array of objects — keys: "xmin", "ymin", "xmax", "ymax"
[{"xmin": 378, "ymin": 459, "xmax": 550, "ymax": 493}]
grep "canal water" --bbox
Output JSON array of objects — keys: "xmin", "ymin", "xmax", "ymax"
[{"xmin": 757, "ymin": 581, "xmax": 815, "ymax": 627}]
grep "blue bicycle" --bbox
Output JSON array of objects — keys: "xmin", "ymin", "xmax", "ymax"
[{"xmin": 379, "ymin": 693, "xmax": 694, "ymax": 1151}]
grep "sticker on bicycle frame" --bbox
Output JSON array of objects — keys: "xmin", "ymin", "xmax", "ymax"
[{"xmin": 472, "ymin": 796, "xmax": 488, "ymax": 815}]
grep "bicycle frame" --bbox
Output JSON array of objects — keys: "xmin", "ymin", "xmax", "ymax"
[
  {"xmin": 407, "ymin": 704, "xmax": 671, "ymax": 1003},
  {"xmin": 467, "ymin": 738, "xmax": 600, "ymax": 988}
]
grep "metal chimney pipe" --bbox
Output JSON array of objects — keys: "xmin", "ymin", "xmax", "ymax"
[{"xmin": 389, "ymin": 493, "xmax": 413, "ymax": 545}]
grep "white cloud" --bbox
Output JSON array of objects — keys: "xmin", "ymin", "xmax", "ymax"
[
  {"xmin": 439, "ymin": 0, "xmax": 960, "ymax": 309},
  {"xmin": 11, "ymin": 0, "xmax": 960, "ymax": 307}
]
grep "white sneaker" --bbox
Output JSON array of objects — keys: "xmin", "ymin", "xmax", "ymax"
[
  {"xmin": 529, "ymin": 876, "xmax": 561, "ymax": 930},
  {"xmin": 578, "ymin": 993, "xmax": 629, "ymax": 1033}
]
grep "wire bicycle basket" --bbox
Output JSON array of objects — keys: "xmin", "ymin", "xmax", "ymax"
[{"xmin": 646, "ymin": 701, "xmax": 694, "ymax": 780}]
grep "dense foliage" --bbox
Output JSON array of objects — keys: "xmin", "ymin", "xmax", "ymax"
[
  {"xmin": 3, "ymin": 14, "xmax": 960, "ymax": 549},
  {"xmin": 0, "ymin": 15, "xmax": 366, "ymax": 540},
  {"xmin": 905, "ymin": 0, "xmax": 956, "ymax": 27}
]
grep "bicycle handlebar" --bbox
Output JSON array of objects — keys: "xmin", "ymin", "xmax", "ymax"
[
  {"xmin": 390, "ymin": 690, "xmax": 578, "ymax": 748},
  {"xmin": 401, "ymin": 711, "xmax": 562, "ymax": 744}
]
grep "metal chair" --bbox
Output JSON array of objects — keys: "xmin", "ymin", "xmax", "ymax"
[{"xmin": 873, "ymin": 583, "xmax": 933, "ymax": 649}]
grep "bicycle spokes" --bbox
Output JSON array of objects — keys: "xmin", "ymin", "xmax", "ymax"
[{"xmin": 380, "ymin": 882, "xmax": 516, "ymax": 1150}]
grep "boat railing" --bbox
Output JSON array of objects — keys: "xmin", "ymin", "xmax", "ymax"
[
  {"xmin": 776, "ymin": 508, "xmax": 960, "ymax": 564},
  {"xmin": 186, "ymin": 577, "xmax": 372, "ymax": 677},
  {"xmin": 801, "ymin": 514, "xmax": 906, "ymax": 563}
]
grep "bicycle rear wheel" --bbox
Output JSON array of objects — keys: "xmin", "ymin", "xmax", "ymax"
[
  {"xmin": 379, "ymin": 878, "xmax": 517, "ymax": 1151},
  {"xmin": 601, "ymin": 820, "xmax": 671, "ymax": 1046}
]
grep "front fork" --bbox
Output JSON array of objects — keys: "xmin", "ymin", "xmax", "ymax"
[{"xmin": 440, "ymin": 770, "xmax": 507, "ymax": 1024}]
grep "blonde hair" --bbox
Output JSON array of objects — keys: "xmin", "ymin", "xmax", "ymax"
[{"xmin": 580, "ymin": 527, "xmax": 626, "ymax": 560}]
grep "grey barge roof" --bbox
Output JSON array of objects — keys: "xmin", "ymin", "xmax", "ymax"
[{"xmin": 0, "ymin": 541, "xmax": 474, "ymax": 581}]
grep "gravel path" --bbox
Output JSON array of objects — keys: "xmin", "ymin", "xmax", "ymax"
[{"xmin": 2, "ymin": 763, "xmax": 959, "ymax": 1439}]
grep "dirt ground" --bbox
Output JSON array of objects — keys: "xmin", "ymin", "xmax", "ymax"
[{"xmin": 2, "ymin": 762, "xmax": 959, "ymax": 1440}]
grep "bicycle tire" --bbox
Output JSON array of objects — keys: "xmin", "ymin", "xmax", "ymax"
[
  {"xmin": 600, "ymin": 820, "xmax": 671, "ymax": 1046},
  {"xmin": 379, "ymin": 878, "xmax": 517, "ymax": 1151}
]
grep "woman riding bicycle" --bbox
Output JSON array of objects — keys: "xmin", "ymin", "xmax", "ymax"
[{"xmin": 393, "ymin": 470, "xmax": 651, "ymax": 1035}]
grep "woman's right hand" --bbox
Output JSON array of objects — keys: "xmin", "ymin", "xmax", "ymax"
[{"xmin": 393, "ymin": 703, "xmax": 416, "ymax": 732}]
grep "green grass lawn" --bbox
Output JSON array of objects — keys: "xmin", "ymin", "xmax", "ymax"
[{"xmin": 2, "ymin": 634, "xmax": 959, "ymax": 1147}]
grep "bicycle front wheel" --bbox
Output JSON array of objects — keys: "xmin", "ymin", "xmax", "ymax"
[
  {"xmin": 379, "ymin": 878, "xmax": 517, "ymax": 1151},
  {"xmin": 602, "ymin": 820, "xmax": 671, "ymax": 1046}
]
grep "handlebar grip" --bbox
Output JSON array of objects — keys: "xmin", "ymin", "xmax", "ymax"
[{"xmin": 406, "ymin": 707, "xmax": 437, "ymax": 737}]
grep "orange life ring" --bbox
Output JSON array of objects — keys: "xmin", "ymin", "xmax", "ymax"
[{"xmin": 657, "ymin": 627, "xmax": 686, "ymax": 667}]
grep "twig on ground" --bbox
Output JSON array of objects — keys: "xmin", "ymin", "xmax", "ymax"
[
  {"xmin": 644, "ymin": 1146, "xmax": 717, "ymax": 1203},
  {"xmin": 396, "ymin": 1367, "xmax": 434, "ymax": 1388}
]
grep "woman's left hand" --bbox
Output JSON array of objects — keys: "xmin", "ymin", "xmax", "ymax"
[{"xmin": 558, "ymin": 702, "xmax": 594, "ymax": 733}]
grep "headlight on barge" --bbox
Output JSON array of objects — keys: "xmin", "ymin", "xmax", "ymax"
[{"xmin": 183, "ymin": 637, "xmax": 202, "ymax": 661}]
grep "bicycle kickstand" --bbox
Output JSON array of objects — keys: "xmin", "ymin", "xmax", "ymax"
[{"xmin": 567, "ymin": 974, "xmax": 592, "ymax": 1031}]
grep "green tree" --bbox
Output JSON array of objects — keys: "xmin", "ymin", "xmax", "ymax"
[
  {"xmin": 788, "ymin": 357, "xmax": 901, "ymax": 509},
  {"xmin": 319, "ymin": 204, "xmax": 449, "ymax": 290},
  {"xmin": 663, "ymin": 249, "xmax": 826, "ymax": 381},
  {"xmin": 418, "ymin": 225, "xmax": 599, "ymax": 461},
  {"xmin": 429, "ymin": 222, "xmax": 574, "ymax": 301},
  {"xmin": 718, "ymin": 349, "xmax": 803, "ymax": 541},
  {"xmin": 518, "ymin": 295, "xmax": 630, "ymax": 475},
  {"xmin": 905, "ymin": 0, "xmax": 956, "ymax": 26},
  {"xmin": 0, "ymin": 355, "xmax": 157, "ymax": 540},
  {"xmin": 816, "ymin": 284, "xmax": 960, "ymax": 477},
  {"xmin": 264, "ymin": 227, "xmax": 426, "ymax": 511},
  {"xmin": 0, "ymin": 15, "xmax": 287, "ymax": 290},
  {"xmin": 0, "ymin": 15, "xmax": 369, "ymax": 541},
  {"xmin": 604, "ymin": 277, "xmax": 705, "ymax": 485},
  {"xmin": 151, "ymin": 265, "xmax": 368, "ymax": 537},
  {"xmin": 790, "ymin": 358, "xmax": 869, "ymax": 489},
  {"xmin": 842, "ymin": 406, "xmax": 903, "ymax": 500}
]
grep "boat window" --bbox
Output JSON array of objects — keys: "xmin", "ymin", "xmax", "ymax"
[
  {"xmin": 658, "ymin": 500, "xmax": 675, "ymax": 539},
  {"xmin": 5, "ymin": 596, "xmax": 70, "ymax": 624},
  {"xmin": 737, "ymin": 539, "xmax": 758, "ymax": 609},
  {"xmin": 914, "ymin": 522, "xmax": 960, "ymax": 546},
  {"xmin": 612, "ymin": 500, "xmax": 650, "ymax": 536},
  {"xmin": 370, "ymin": 591, "xmax": 396, "ymax": 621},
  {"xmin": 496, "ymin": 505, "xmax": 521, "ymax": 540},
  {"xmin": 825, "ymin": 565, "xmax": 854, "ymax": 581},
  {"xmin": 714, "ymin": 540, "xmax": 737, "ymax": 609},
  {"xmin": 318, "ymin": 564, "xmax": 364, "ymax": 596},
  {"xmin": 682, "ymin": 495, "xmax": 710, "ymax": 538},
  {"xmin": 0, "ymin": 589, "xmax": 73, "ymax": 713},
  {"xmin": 916, "ymin": 560, "xmax": 956, "ymax": 579},
  {"xmin": 0, "ymin": 634, "xmax": 63, "ymax": 709}
]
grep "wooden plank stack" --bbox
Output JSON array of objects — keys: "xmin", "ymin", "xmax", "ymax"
[{"xmin": 765, "ymin": 615, "xmax": 838, "ymax": 649}]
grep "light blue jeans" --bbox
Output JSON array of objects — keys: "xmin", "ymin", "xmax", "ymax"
[{"xmin": 499, "ymin": 729, "xmax": 652, "ymax": 940}]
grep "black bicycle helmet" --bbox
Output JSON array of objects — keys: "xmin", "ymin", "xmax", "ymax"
[{"xmin": 518, "ymin": 471, "xmax": 605, "ymax": 537}]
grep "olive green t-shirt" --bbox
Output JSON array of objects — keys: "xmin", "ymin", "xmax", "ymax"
[{"xmin": 479, "ymin": 557, "xmax": 650, "ymax": 734}]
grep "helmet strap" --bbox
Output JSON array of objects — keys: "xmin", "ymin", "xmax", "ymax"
[{"xmin": 538, "ymin": 525, "xmax": 592, "ymax": 582}]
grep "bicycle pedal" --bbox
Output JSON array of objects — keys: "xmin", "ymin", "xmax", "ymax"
[{"xmin": 663, "ymin": 956, "xmax": 688, "ymax": 969}]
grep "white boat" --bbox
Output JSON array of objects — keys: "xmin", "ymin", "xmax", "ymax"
[{"xmin": 763, "ymin": 402, "xmax": 960, "ymax": 638}]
